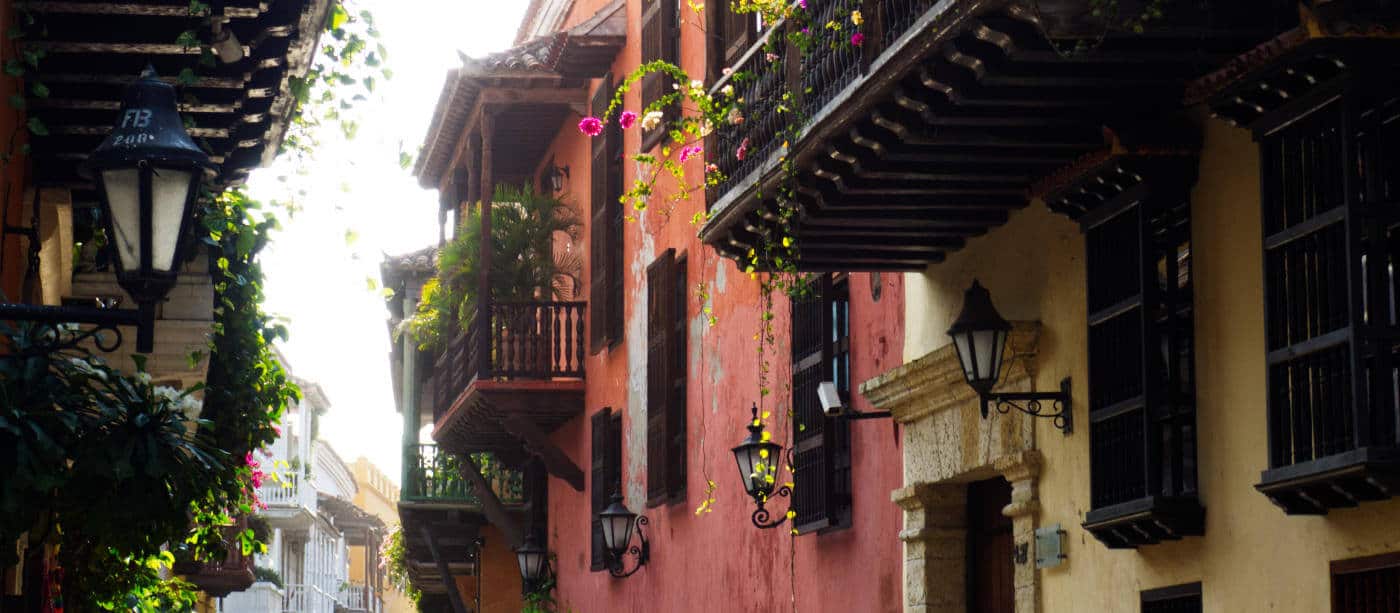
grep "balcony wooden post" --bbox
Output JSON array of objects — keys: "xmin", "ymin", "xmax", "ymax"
[{"xmin": 477, "ymin": 112, "xmax": 495, "ymax": 381}]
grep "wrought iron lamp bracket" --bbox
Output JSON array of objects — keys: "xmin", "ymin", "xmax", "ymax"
[
  {"xmin": 751, "ymin": 484, "xmax": 792, "ymax": 529},
  {"xmin": 0, "ymin": 302, "xmax": 152, "ymax": 359},
  {"xmin": 981, "ymin": 377, "xmax": 1073, "ymax": 434},
  {"xmin": 607, "ymin": 516, "xmax": 650, "ymax": 578}
]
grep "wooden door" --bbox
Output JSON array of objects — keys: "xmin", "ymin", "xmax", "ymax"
[{"xmin": 968, "ymin": 478, "xmax": 1015, "ymax": 613}]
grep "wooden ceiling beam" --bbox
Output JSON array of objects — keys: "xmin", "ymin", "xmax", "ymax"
[{"xmin": 25, "ymin": 1, "xmax": 265, "ymax": 18}]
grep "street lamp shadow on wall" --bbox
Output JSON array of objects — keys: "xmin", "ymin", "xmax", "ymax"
[
  {"xmin": 598, "ymin": 489, "xmax": 650, "ymax": 578},
  {"xmin": 947, "ymin": 280, "xmax": 1073, "ymax": 434},
  {"xmin": 0, "ymin": 65, "xmax": 214, "ymax": 356}
]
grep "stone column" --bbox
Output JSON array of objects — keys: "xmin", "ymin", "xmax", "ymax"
[
  {"xmin": 997, "ymin": 450, "xmax": 1044, "ymax": 613},
  {"xmin": 893, "ymin": 482, "xmax": 967, "ymax": 613}
]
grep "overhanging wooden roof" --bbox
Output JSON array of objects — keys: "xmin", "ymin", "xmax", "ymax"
[
  {"xmin": 23, "ymin": 0, "xmax": 331, "ymax": 192},
  {"xmin": 413, "ymin": 0, "xmax": 624, "ymax": 189},
  {"xmin": 697, "ymin": 0, "xmax": 1294, "ymax": 271}
]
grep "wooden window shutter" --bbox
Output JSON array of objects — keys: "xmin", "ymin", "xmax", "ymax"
[
  {"xmin": 640, "ymin": 0, "xmax": 679, "ymax": 151},
  {"xmin": 789, "ymin": 275, "xmax": 851, "ymax": 534},
  {"xmin": 722, "ymin": 1, "xmax": 757, "ymax": 68},
  {"xmin": 1140, "ymin": 583, "xmax": 1202, "ymax": 613},
  {"xmin": 1332, "ymin": 553, "xmax": 1400, "ymax": 612},
  {"xmin": 589, "ymin": 407, "xmax": 612, "ymax": 570},
  {"xmin": 588, "ymin": 78, "xmax": 612, "ymax": 354},
  {"xmin": 667, "ymin": 255, "xmax": 688, "ymax": 498},
  {"xmin": 605, "ymin": 82, "xmax": 626, "ymax": 348},
  {"xmin": 646, "ymin": 249, "xmax": 676, "ymax": 505}
]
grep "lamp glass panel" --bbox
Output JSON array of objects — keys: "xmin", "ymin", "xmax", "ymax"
[
  {"xmin": 517, "ymin": 549, "xmax": 544, "ymax": 581},
  {"xmin": 101, "ymin": 169, "xmax": 141, "ymax": 271},
  {"xmin": 150, "ymin": 167, "xmax": 192, "ymax": 272},
  {"xmin": 601, "ymin": 513, "xmax": 633, "ymax": 552},
  {"xmin": 734, "ymin": 446, "xmax": 758, "ymax": 496},
  {"xmin": 953, "ymin": 332, "xmax": 975, "ymax": 380},
  {"xmin": 972, "ymin": 329, "xmax": 1003, "ymax": 384}
]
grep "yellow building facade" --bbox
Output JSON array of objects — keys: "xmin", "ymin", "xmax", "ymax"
[
  {"xmin": 864, "ymin": 75, "xmax": 1400, "ymax": 613},
  {"xmin": 350, "ymin": 458, "xmax": 417, "ymax": 613}
]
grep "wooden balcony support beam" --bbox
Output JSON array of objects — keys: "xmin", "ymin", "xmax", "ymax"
[
  {"xmin": 420, "ymin": 525, "xmax": 469, "ymax": 613},
  {"xmin": 500, "ymin": 413, "xmax": 587, "ymax": 492},
  {"xmin": 455, "ymin": 452, "xmax": 524, "ymax": 546}
]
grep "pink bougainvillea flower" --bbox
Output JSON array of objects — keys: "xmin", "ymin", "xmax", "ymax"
[
  {"xmin": 578, "ymin": 116, "xmax": 604, "ymax": 136},
  {"xmin": 679, "ymin": 145, "xmax": 703, "ymax": 163},
  {"xmin": 765, "ymin": 52, "xmax": 780, "ymax": 63},
  {"xmin": 798, "ymin": 0, "xmax": 807, "ymax": 7},
  {"xmin": 851, "ymin": 32, "xmax": 865, "ymax": 47},
  {"xmin": 736, "ymin": 137, "xmax": 750, "ymax": 161},
  {"xmin": 802, "ymin": 27, "xmax": 811, "ymax": 35},
  {"xmin": 272, "ymin": 424, "xmax": 282, "ymax": 436},
  {"xmin": 619, "ymin": 111, "xmax": 638, "ymax": 129},
  {"xmin": 706, "ymin": 163, "xmax": 719, "ymax": 174}
]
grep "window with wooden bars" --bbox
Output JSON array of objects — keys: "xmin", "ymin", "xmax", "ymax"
[
  {"xmin": 647, "ymin": 250, "xmax": 687, "ymax": 505},
  {"xmin": 1332, "ymin": 552, "xmax": 1400, "ymax": 612},
  {"xmin": 790, "ymin": 274, "xmax": 852, "ymax": 534},
  {"xmin": 1084, "ymin": 195, "xmax": 1198, "ymax": 516},
  {"xmin": 706, "ymin": 0, "xmax": 759, "ymax": 81},
  {"xmin": 589, "ymin": 77, "xmax": 625, "ymax": 354},
  {"xmin": 1259, "ymin": 88, "xmax": 1400, "ymax": 473},
  {"xmin": 1141, "ymin": 583, "xmax": 1202, "ymax": 613},
  {"xmin": 639, "ymin": 0, "xmax": 679, "ymax": 152},
  {"xmin": 589, "ymin": 408, "xmax": 622, "ymax": 571}
]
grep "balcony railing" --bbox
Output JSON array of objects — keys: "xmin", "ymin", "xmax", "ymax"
[
  {"xmin": 708, "ymin": 0, "xmax": 931, "ymax": 201},
  {"xmin": 403, "ymin": 443, "xmax": 526, "ymax": 505},
  {"xmin": 257, "ymin": 471, "xmax": 317, "ymax": 511},
  {"xmin": 433, "ymin": 300, "xmax": 585, "ymax": 418},
  {"xmin": 283, "ymin": 584, "xmax": 339, "ymax": 613},
  {"xmin": 340, "ymin": 582, "xmax": 382, "ymax": 613}
]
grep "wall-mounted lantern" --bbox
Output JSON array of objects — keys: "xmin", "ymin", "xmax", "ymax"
[
  {"xmin": 548, "ymin": 165, "xmax": 570, "ymax": 193},
  {"xmin": 0, "ymin": 66, "xmax": 215, "ymax": 355},
  {"xmin": 515, "ymin": 533, "xmax": 553, "ymax": 591},
  {"xmin": 732, "ymin": 404, "xmax": 792, "ymax": 529},
  {"xmin": 598, "ymin": 491, "xmax": 649, "ymax": 578},
  {"xmin": 947, "ymin": 280, "xmax": 1073, "ymax": 433}
]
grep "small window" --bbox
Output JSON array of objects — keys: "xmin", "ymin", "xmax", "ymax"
[
  {"xmin": 1332, "ymin": 552, "xmax": 1400, "ymax": 612},
  {"xmin": 646, "ymin": 250, "xmax": 687, "ymax": 504},
  {"xmin": 1141, "ymin": 582, "xmax": 1202, "ymax": 613},
  {"xmin": 589, "ymin": 408, "xmax": 622, "ymax": 571},
  {"xmin": 789, "ymin": 274, "xmax": 852, "ymax": 534}
]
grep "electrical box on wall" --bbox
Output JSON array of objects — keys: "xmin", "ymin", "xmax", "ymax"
[{"xmin": 1035, "ymin": 524, "xmax": 1067, "ymax": 569}]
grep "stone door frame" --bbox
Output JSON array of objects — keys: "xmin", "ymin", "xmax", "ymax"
[{"xmin": 863, "ymin": 323, "xmax": 1046, "ymax": 613}]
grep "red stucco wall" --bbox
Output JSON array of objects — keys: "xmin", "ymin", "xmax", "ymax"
[
  {"xmin": 535, "ymin": 1, "xmax": 906, "ymax": 610},
  {"xmin": 0, "ymin": 0, "xmax": 30, "ymax": 300}
]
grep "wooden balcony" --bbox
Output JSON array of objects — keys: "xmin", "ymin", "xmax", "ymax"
[
  {"xmin": 398, "ymin": 444, "xmax": 526, "ymax": 601},
  {"xmin": 173, "ymin": 519, "xmax": 256, "ymax": 598},
  {"xmin": 699, "ymin": 0, "xmax": 1293, "ymax": 270},
  {"xmin": 430, "ymin": 301, "xmax": 586, "ymax": 469}
]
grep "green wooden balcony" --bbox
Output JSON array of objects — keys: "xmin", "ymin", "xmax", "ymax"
[{"xmin": 402, "ymin": 444, "xmax": 524, "ymax": 505}]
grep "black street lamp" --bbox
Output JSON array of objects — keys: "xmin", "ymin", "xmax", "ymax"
[
  {"xmin": 514, "ymin": 533, "xmax": 552, "ymax": 592},
  {"xmin": 0, "ymin": 66, "xmax": 214, "ymax": 356},
  {"xmin": 947, "ymin": 280, "xmax": 1073, "ymax": 433},
  {"xmin": 732, "ymin": 404, "xmax": 791, "ymax": 529},
  {"xmin": 597, "ymin": 491, "xmax": 648, "ymax": 578}
]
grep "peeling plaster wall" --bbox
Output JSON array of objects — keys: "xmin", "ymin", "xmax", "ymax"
[
  {"xmin": 899, "ymin": 114, "xmax": 1400, "ymax": 612},
  {"xmin": 531, "ymin": 1, "xmax": 907, "ymax": 611}
]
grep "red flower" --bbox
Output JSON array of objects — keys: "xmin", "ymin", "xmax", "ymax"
[
  {"xmin": 851, "ymin": 32, "xmax": 865, "ymax": 47},
  {"xmin": 736, "ymin": 137, "xmax": 751, "ymax": 161},
  {"xmin": 619, "ymin": 111, "xmax": 638, "ymax": 129},
  {"xmin": 578, "ymin": 116, "xmax": 604, "ymax": 136}
]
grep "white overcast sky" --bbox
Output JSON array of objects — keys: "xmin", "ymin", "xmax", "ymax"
[{"xmin": 251, "ymin": 0, "xmax": 528, "ymax": 484}]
